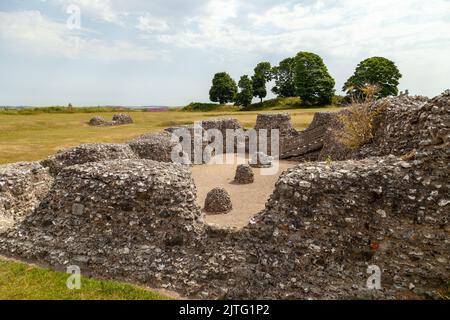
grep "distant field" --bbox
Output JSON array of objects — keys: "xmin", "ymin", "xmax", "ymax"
[{"xmin": 0, "ymin": 107, "xmax": 341, "ymax": 164}]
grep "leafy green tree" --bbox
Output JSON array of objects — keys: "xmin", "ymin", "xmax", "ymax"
[
  {"xmin": 343, "ymin": 57, "xmax": 402, "ymax": 98},
  {"xmin": 252, "ymin": 62, "xmax": 272, "ymax": 103},
  {"xmin": 294, "ymin": 52, "xmax": 335, "ymax": 105},
  {"xmin": 209, "ymin": 72, "xmax": 238, "ymax": 104},
  {"xmin": 272, "ymin": 57, "xmax": 296, "ymax": 98},
  {"xmin": 235, "ymin": 75, "xmax": 253, "ymax": 107}
]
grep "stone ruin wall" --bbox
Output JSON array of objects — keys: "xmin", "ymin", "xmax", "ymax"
[
  {"xmin": 0, "ymin": 162, "xmax": 53, "ymax": 232},
  {"xmin": 0, "ymin": 92, "xmax": 448, "ymax": 299}
]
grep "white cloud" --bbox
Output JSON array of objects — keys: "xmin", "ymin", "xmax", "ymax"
[
  {"xmin": 0, "ymin": 10, "xmax": 157, "ymax": 61},
  {"xmin": 136, "ymin": 14, "xmax": 169, "ymax": 32},
  {"xmin": 158, "ymin": 0, "xmax": 450, "ymax": 57},
  {"xmin": 53, "ymin": 0, "xmax": 126, "ymax": 24}
]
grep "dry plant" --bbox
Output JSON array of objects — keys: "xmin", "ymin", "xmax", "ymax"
[{"xmin": 334, "ymin": 84, "xmax": 388, "ymax": 149}]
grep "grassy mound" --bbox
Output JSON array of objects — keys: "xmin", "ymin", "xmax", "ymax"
[
  {"xmin": 181, "ymin": 102, "xmax": 241, "ymax": 112},
  {"xmin": 242, "ymin": 97, "xmax": 302, "ymax": 111}
]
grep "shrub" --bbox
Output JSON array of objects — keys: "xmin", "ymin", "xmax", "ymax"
[{"xmin": 334, "ymin": 85, "xmax": 388, "ymax": 149}]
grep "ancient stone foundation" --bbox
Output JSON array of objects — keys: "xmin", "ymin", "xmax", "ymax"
[
  {"xmin": 0, "ymin": 162, "xmax": 53, "ymax": 232},
  {"xmin": 42, "ymin": 143, "xmax": 138, "ymax": 176},
  {"xmin": 0, "ymin": 92, "xmax": 448, "ymax": 300}
]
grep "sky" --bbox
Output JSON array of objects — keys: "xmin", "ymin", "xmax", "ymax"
[{"xmin": 0, "ymin": 0, "xmax": 449, "ymax": 106}]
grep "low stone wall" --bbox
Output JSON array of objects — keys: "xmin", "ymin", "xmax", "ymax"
[
  {"xmin": 128, "ymin": 132, "xmax": 180, "ymax": 163},
  {"xmin": 0, "ymin": 162, "xmax": 53, "ymax": 232},
  {"xmin": 318, "ymin": 95, "xmax": 432, "ymax": 161},
  {"xmin": 42, "ymin": 143, "xmax": 138, "ymax": 176}
]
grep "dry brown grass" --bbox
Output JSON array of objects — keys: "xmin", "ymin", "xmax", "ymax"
[
  {"xmin": 334, "ymin": 85, "xmax": 388, "ymax": 150},
  {"xmin": 0, "ymin": 107, "xmax": 342, "ymax": 164}
]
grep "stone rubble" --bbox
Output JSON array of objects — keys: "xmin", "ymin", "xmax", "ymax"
[
  {"xmin": 234, "ymin": 164, "xmax": 254, "ymax": 184},
  {"xmin": 204, "ymin": 187, "xmax": 233, "ymax": 214},
  {"xmin": 89, "ymin": 113, "xmax": 133, "ymax": 126}
]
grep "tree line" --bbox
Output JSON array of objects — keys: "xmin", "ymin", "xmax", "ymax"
[{"xmin": 209, "ymin": 52, "xmax": 402, "ymax": 107}]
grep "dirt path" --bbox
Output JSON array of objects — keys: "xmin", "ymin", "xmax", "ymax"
[{"xmin": 190, "ymin": 154, "xmax": 297, "ymax": 229}]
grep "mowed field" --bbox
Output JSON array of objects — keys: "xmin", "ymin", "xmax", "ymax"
[{"xmin": 0, "ymin": 107, "xmax": 340, "ymax": 164}]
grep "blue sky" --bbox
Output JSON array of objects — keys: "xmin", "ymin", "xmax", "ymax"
[{"xmin": 0, "ymin": 0, "xmax": 449, "ymax": 106}]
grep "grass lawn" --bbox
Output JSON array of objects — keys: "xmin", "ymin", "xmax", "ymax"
[
  {"xmin": 0, "ymin": 107, "xmax": 341, "ymax": 164},
  {"xmin": 0, "ymin": 257, "xmax": 169, "ymax": 300}
]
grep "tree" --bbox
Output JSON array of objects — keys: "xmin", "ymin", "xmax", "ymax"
[
  {"xmin": 272, "ymin": 57, "xmax": 296, "ymax": 98},
  {"xmin": 209, "ymin": 72, "xmax": 237, "ymax": 104},
  {"xmin": 252, "ymin": 62, "xmax": 272, "ymax": 103},
  {"xmin": 235, "ymin": 75, "xmax": 253, "ymax": 107},
  {"xmin": 343, "ymin": 57, "xmax": 402, "ymax": 98},
  {"xmin": 294, "ymin": 52, "xmax": 335, "ymax": 105}
]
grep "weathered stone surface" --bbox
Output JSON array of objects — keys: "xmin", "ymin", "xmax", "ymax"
[
  {"xmin": 204, "ymin": 187, "xmax": 232, "ymax": 214},
  {"xmin": 255, "ymin": 113, "xmax": 295, "ymax": 135},
  {"xmin": 255, "ymin": 113, "xmax": 298, "ymax": 155},
  {"xmin": 42, "ymin": 143, "xmax": 138, "ymax": 176},
  {"xmin": 234, "ymin": 164, "xmax": 254, "ymax": 184},
  {"xmin": 319, "ymin": 95, "xmax": 431, "ymax": 161},
  {"xmin": 0, "ymin": 162, "xmax": 53, "ymax": 232},
  {"xmin": 237, "ymin": 153, "xmax": 449, "ymax": 299},
  {"xmin": 112, "ymin": 113, "xmax": 133, "ymax": 125},
  {"xmin": 0, "ymin": 159, "xmax": 204, "ymax": 262},
  {"xmin": 88, "ymin": 116, "xmax": 107, "ymax": 126},
  {"xmin": 89, "ymin": 113, "xmax": 133, "ymax": 126},
  {"xmin": 128, "ymin": 131, "xmax": 181, "ymax": 163}
]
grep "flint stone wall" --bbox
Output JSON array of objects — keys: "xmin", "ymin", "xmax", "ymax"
[
  {"xmin": 318, "ymin": 95, "xmax": 434, "ymax": 161},
  {"xmin": 235, "ymin": 155, "xmax": 449, "ymax": 299},
  {"xmin": 254, "ymin": 113, "xmax": 299, "ymax": 155},
  {"xmin": 128, "ymin": 132, "xmax": 180, "ymax": 163},
  {"xmin": 42, "ymin": 143, "xmax": 138, "ymax": 176},
  {"xmin": 0, "ymin": 162, "xmax": 53, "ymax": 232},
  {"xmin": 0, "ymin": 160, "xmax": 204, "ymax": 265}
]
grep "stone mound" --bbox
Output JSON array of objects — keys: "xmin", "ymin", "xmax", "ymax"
[
  {"xmin": 89, "ymin": 113, "xmax": 133, "ymax": 126},
  {"xmin": 204, "ymin": 187, "xmax": 232, "ymax": 214},
  {"xmin": 112, "ymin": 113, "xmax": 133, "ymax": 125},
  {"xmin": 88, "ymin": 116, "xmax": 107, "ymax": 126},
  {"xmin": 234, "ymin": 164, "xmax": 254, "ymax": 184},
  {"xmin": 42, "ymin": 143, "xmax": 138, "ymax": 176},
  {"xmin": 0, "ymin": 162, "xmax": 53, "ymax": 232}
]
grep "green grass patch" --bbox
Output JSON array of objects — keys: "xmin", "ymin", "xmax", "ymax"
[
  {"xmin": 241, "ymin": 97, "xmax": 303, "ymax": 111},
  {"xmin": 0, "ymin": 258, "xmax": 169, "ymax": 300}
]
